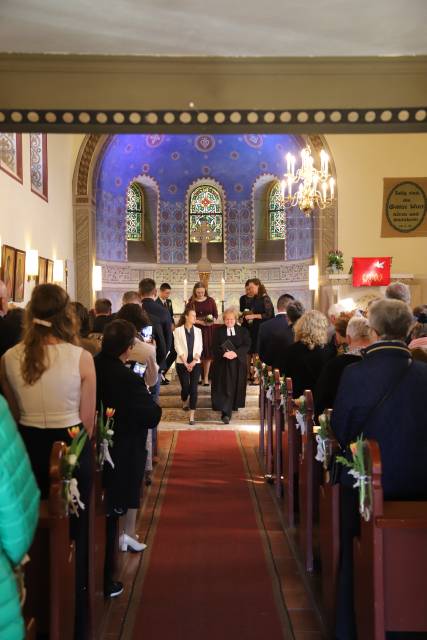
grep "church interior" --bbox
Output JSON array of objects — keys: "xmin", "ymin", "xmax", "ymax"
[{"xmin": 1, "ymin": 2, "xmax": 427, "ymax": 639}]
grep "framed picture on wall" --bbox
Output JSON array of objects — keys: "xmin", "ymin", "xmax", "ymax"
[
  {"xmin": 46, "ymin": 259, "xmax": 54, "ymax": 283},
  {"xmin": 1, "ymin": 245, "xmax": 16, "ymax": 301},
  {"xmin": 38, "ymin": 257, "xmax": 47, "ymax": 284},
  {"xmin": 14, "ymin": 249, "xmax": 26, "ymax": 302}
]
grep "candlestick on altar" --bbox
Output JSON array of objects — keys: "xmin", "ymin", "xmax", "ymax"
[
  {"xmin": 220, "ymin": 277, "xmax": 225, "ymax": 313},
  {"xmin": 183, "ymin": 278, "xmax": 187, "ymax": 303}
]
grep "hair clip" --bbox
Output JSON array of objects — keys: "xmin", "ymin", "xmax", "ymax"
[{"xmin": 33, "ymin": 318, "xmax": 52, "ymax": 327}]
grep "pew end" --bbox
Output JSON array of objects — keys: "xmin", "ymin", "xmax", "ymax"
[{"xmin": 354, "ymin": 440, "xmax": 427, "ymax": 639}]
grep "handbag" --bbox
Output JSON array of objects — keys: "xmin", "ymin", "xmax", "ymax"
[{"xmin": 330, "ymin": 360, "xmax": 412, "ymax": 485}]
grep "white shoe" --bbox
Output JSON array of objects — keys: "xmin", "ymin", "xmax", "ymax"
[{"xmin": 119, "ymin": 533, "xmax": 147, "ymax": 552}]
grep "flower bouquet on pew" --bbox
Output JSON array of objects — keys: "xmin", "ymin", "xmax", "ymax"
[
  {"xmin": 97, "ymin": 405, "xmax": 115, "ymax": 469},
  {"xmin": 336, "ymin": 435, "xmax": 372, "ymax": 521},
  {"xmin": 62, "ymin": 426, "xmax": 88, "ymax": 516},
  {"xmin": 294, "ymin": 395, "xmax": 306, "ymax": 433},
  {"xmin": 279, "ymin": 377, "xmax": 287, "ymax": 406},
  {"xmin": 314, "ymin": 413, "xmax": 332, "ymax": 469}
]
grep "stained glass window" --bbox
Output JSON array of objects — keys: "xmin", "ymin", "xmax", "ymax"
[
  {"xmin": 30, "ymin": 134, "xmax": 48, "ymax": 200},
  {"xmin": 268, "ymin": 181, "xmax": 286, "ymax": 240},
  {"xmin": 126, "ymin": 182, "xmax": 144, "ymax": 241},
  {"xmin": 189, "ymin": 185, "xmax": 223, "ymax": 243},
  {"xmin": 0, "ymin": 133, "xmax": 23, "ymax": 183}
]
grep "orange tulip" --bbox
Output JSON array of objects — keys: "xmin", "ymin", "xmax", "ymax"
[
  {"xmin": 106, "ymin": 408, "xmax": 115, "ymax": 419},
  {"xmin": 350, "ymin": 442, "xmax": 358, "ymax": 456},
  {"xmin": 68, "ymin": 426, "xmax": 80, "ymax": 439}
]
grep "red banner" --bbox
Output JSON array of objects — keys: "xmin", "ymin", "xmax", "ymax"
[{"xmin": 352, "ymin": 257, "xmax": 391, "ymax": 287}]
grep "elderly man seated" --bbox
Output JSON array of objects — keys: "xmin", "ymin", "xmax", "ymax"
[{"xmin": 331, "ymin": 299, "xmax": 427, "ymax": 640}]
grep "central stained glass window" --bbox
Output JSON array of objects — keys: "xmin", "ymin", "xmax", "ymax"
[
  {"xmin": 189, "ymin": 185, "xmax": 223, "ymax": 243},
  {"xmin": 268, "ymin": 181, "xmax": 286, "ymax": 240},
  {"xmin": 126, "ymin": 182, "xmax": 144, "ymax": 241}
]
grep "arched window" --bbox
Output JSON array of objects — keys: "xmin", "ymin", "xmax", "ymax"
[
  {"xmin": 189, "ymin": 185, "xmax": 223, "ymax": 243},
  {"xmin": 126, "ymin": 182, "xmax": 144, "ymax": 241},
  {"xmin": 268, "ymin": 181, "xmax": 286, "ymax": 240}
]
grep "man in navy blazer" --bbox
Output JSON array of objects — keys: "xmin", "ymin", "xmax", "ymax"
[
  {"xmin": 257, "ymin": 294, "xmax": 297, "ymax": 369},
  {"xmin": 332, "ymin": 299, "xmax": 427, "ymax": 640}
]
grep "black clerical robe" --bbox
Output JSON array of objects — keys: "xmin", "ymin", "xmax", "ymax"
[{"xmin": 211, "ymin": 325, "xmax": 251, "ymax": 416}]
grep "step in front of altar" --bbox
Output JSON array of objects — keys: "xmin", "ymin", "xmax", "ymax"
[{"xmin": 159, "ymin": 406, "xmax": 260, "ymax": 422}]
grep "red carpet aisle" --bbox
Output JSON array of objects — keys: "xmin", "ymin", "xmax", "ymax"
[{"xmin": 130, "ymin": 430, "xmax": 288, "ymax": 640}]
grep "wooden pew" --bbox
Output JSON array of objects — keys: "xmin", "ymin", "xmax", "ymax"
[
  {"xmin": 282, "ymin": 377, "xmax": 299, "ymax": 527},
  {"xmin": 265, "ymin": 366, "xmax": 274, "ymax": 481},
  {"xmin": 258, "ymin": 367, "xmax": 266, "ymax": 461},
  {"xmin": 297, "ymin": 388, "xmax": 316, "ymax": 572},
  {"xmin": 318, "ymin": 412, "xmax": 341, "ymax": 630},
  {"xmin": 88, "ymin": 435, "xmax": 107, "ymax": 640},
  {"xmin": 24, "ymin": 442, "xmax": 76, "ymax": 640},
  {"xmin": 353, "ymin": 440, "xmax": 427, "ymax": 639},
  {"xmin": 273, "ymin": 369, "xmax": 283, "ymax": 499}
]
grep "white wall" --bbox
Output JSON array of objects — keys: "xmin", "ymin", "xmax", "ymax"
[
  {"xmin": 0, "ymin": 133, "xmax": 84, "ymax": 302},
  {"xmin": 326, "ymin": 133, "xmax": 427, "ymax": 276}
]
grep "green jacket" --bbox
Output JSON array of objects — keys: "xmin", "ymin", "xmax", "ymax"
[{"xmin": 0, "ymin": 395, "xmax": 40, "ymax": 640}]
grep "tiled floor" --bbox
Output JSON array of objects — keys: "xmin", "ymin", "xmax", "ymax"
[{"xmin": 99, "ymin": 429, "xmax": 328, "ymax": 640}]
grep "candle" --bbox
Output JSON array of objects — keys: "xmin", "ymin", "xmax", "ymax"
[
  {"xmin": 221, "ymin": 277, "xmax": 225, "ymax": 301},
  {"xmin": 286, "ymin": 152, "xmax": 291, "ymax": 174},
  {"xmin": 322, "ymin": 182, "xmax": 327, "ymax": 202},
  {"xmin": 329, "ymin": 177, "xmax": 335, "ymax": 199},
  {"xmin": 183, "ymin": 278, "xmax": 187, "ymax": 302}
]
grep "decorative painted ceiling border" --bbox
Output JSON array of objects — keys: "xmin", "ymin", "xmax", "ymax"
[{"xmin": 1, "ymin": 107, "xmax": 427, "ymax": 133}]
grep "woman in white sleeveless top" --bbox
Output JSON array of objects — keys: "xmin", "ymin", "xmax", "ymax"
[{"xmin": 0, "ymin": 283, "xmax": 96, "ymax": 633}]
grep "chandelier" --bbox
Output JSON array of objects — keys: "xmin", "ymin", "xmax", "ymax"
[{"xmin": 280, "ymin": 145, "xmax": 335, "ymax": 215}]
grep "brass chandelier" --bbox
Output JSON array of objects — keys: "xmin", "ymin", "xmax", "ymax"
[{"xmin": 281, "ymin": 145, "xmax": 335, "ymax": 215}]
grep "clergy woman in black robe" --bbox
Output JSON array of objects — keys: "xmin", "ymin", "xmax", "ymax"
[{"xmin": 211, "ymin": 308, "xmax": 251, "ymax": 424}]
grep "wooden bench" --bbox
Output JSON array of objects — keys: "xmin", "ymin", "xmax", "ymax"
[
  {"xmin": 258, "ymin": 367, "xmax": 266, "ymax": 461},
  {"xmin": 297, "ymin": 388, "xmax": 316, "ymax": 572},
  {"xmin": 88, "ymin": 435, "xmax": 107, "ymax": 640},
  {"xmin": 282, "ymin": 377, "xmax": 300, "ymax": 527},
  {"xmin": 273, "ymin": 369, "xmax": 283, "ymax": 499},
  {"xmin": 318, "ymin": 413, "xmax": 341, "ymax": 630},
  {"xmin": 24, "ymin": 442, "xmax": 76, "ymax": 640},
  {"xmin": 353, "ymin": 440, "xmax": 427, "ymax": 639}
]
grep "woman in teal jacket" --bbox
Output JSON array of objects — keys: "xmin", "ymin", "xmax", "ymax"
[{"xmin": 0, "ymin": 395, "xmax": 40, "ymax": 640}]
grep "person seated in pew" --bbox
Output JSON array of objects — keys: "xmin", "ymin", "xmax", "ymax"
[
  {"xmin": 0, "ymin": 283, "xmax": 96, "ymax": 639},
  {"xmin": 0, "ymin": 307, "xmax": 25, "ymax": 359},
  {"xmin": 315, "ymin": 316, "xmax": 372, "ymax": 417},
  {"xmin": 0, "ymin": 395, "xmax": 40, "ymax": 640},
  {"xmin": 285, "ymin": 299, "xmax": 305, "ymax": 333},
  {"xmin": 95, "ymin": 320, "xmax": 161, "ymax": 598},
  {"xmin": 278, "ymin": 310, "xmax": 331, "ymax": 396},
  {"xmin": 257, "ymin": 293, "xmax": 295, "ymax": 369},
  {"xmin": 331, "ymin": 299, "xmax": 427, "ymax": 640}
]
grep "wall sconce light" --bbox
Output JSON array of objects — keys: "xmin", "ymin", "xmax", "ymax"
[
  {"xmin": 53, "ymin": 259, "xmax": 64, "ymax": 283},
  {"xmin": 26, "ymin": 249, "xmax": 39, "ymax": 280},
  {"xmin": 92, "ymin": 265, "xmax": 103, "ymax": 292},
  {"xmin": 309, "ymin": 264, "xmax": 319, "ymax": 291}
]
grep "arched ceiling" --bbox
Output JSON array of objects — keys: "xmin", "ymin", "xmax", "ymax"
[{"xmin": 0, "ymin": 0, "xmax": 426, "ymax": 57}]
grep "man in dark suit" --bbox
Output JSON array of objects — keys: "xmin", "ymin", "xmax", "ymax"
[
  {"xmin": 155, "ymin": 282, "xmax": 176, "ymax": 384},
  {"xmin": 257, "ymin": 294, "xmax": 297, "ymax": 369},
  {"xmin": 92, "ymin": 298, "xmax": 113, "ymax": 333},
  {"xmin": 332, "ymin": 299, "xmax": 427, "ymax": 640},
  {"xmin": 139, "ymin": 278, "xmax": 172, "ymax": 398}
]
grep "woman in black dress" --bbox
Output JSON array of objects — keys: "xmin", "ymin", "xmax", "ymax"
[
  {"xmin": 211, "ymin": 308, "xmax": 251, "ymax": 424},
  {"xmin": 242, "ymin": 278, "xmax": 274, "ymax": 383},
  {"xmin": 95, "ymin": 319, "xmax": 161, "ymax": 596}
]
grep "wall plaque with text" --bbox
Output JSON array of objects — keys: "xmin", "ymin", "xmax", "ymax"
[{"xmin": 381, "ymin": 178, "xmax": 427, "ymax": 237}]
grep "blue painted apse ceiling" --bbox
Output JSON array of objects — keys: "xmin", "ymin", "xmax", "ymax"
[{"xmin": 96, "ymin": 133, "xmax": 314, "ymax": 263}]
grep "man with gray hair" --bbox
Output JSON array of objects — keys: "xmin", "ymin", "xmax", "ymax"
[
  {"xmin": 331, "ymin": 298, "xmax": 427, "ymax": 640},
  {"xmin": 122, "ymin": 290, "xmax": 141, "ymax": 306},
  {"xmin": 385, "ymin": 281, "xmax": 411, "ymax": 305}
]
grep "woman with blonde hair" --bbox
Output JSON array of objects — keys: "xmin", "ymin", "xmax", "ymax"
[
  {"xmin": 0, "ymin": 283, "xmax": 96, "ymax": 633},
  {"xmin": 186, "ymin": 281, "xmax": 218, "ymax": 385},
  {"xmin": 280, "ymin": 310, "xmax": 332, "ymax": 398}
]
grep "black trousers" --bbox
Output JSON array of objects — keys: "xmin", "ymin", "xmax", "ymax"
[
  {"xmin": 176, "ymin": 363, "xmax": 200, "ymax": 410},
  {"xmin": 163, "ymin": 335, "xmax": 177, "ymax": 374}
]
